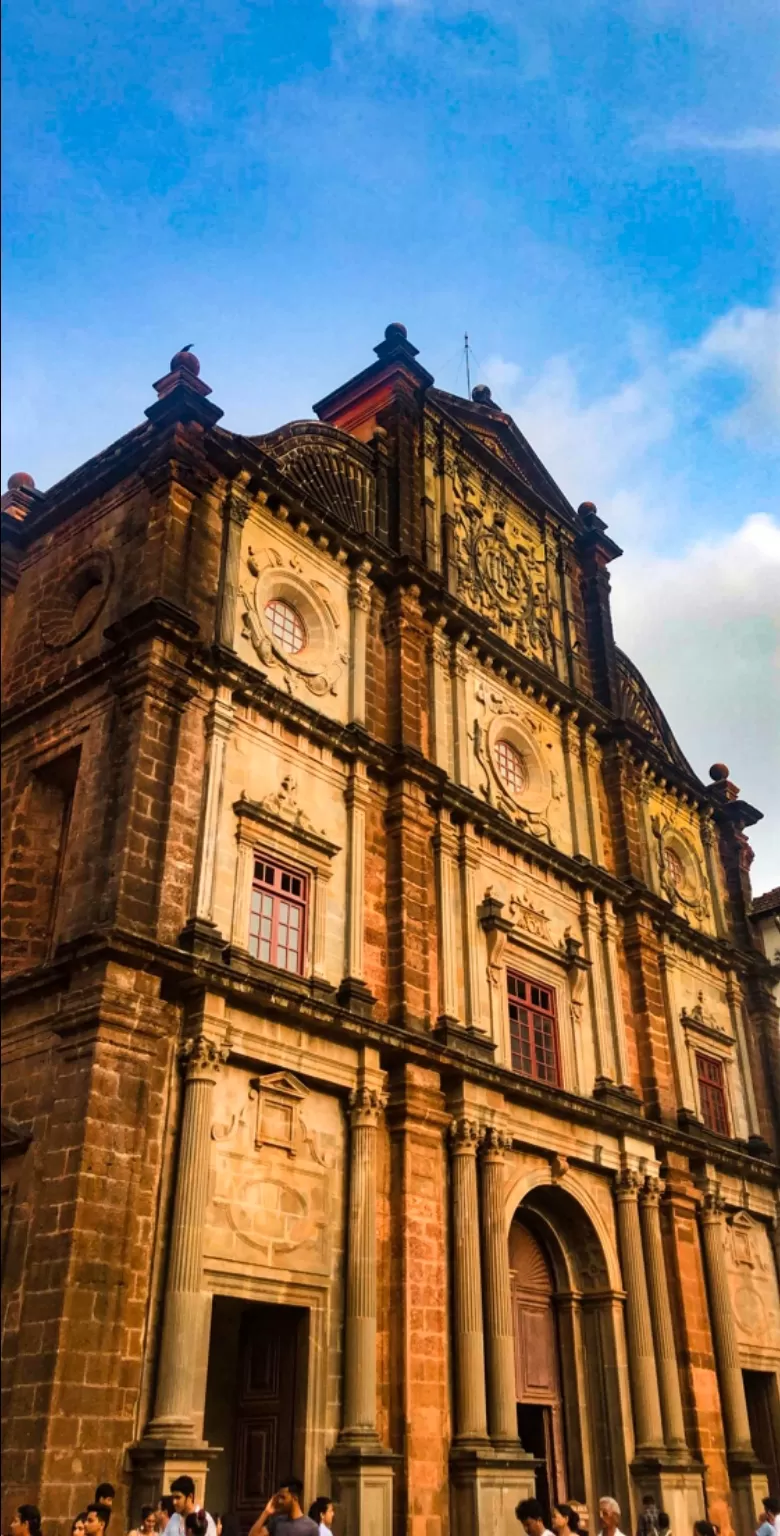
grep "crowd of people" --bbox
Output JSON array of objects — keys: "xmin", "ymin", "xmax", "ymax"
[{"xmin": 7, "ymin": 1477, "xmax": 780, "ymax": 1536}]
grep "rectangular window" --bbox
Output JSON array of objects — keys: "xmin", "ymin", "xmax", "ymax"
[
  {"xmin": 507, "ymin": 971, "xmax": 560, "ymax": 1086},
  {"xmin": 248, "ymin": 856, "xmax": 307, "ymax": 975},
  {"xmin": 696, "ymin": 1052, "xmax": 729, "ymax": 1136}
]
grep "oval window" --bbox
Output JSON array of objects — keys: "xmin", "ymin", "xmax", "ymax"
[
  {"xmin": 495, "ymin": 739, "xmax": 528, "ymax": 797},
  {"xmin": 264, "ymin": 597, "xmax": 307, "ymax": 656}
]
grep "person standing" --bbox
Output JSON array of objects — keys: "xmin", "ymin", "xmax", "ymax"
[
  {"xmin": 248, "ymin": 1479, "xmax": 318, "ymax": 1536},
  {"xmin": 127, "ymin": 1507, "xmax": 157, "ymax": 1536},
  {"xmin": 516, "ymin": 1499, "xmax": 554, "ymax": 1536},
  {"xmin": 598, "ymin": 1499, "xmax": 627, "ymax": 1536},
  {"xmin": 164, "ymin": 1477, "xmax": 216, "ymax": 1536},
  {"xmin": 10, "ymin": 1507, "xmax": 42, "ymax": 1536},
  {"xmin": 635, "ymin": 1496, "xmax": 658, "ymax": 1536},
  {"xmin": 551, "ymin": 1506, "xmax": 581, "ymax": 1536},
  {"xmin": 307, "ymin": 1500, "xmax": 335, "ymax": 1536},
  {"xmin": 84, "ymin": 1506, "xmax": 112, "ymax": 1536}
]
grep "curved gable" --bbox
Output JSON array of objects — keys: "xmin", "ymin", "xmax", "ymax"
[
  {"xmin": 615, "ymin": 647, "xmax": 700, "ymax": 782},
  {"xmin": 254, "ymin": 420, "xmax": 377, "ymax": 533}
]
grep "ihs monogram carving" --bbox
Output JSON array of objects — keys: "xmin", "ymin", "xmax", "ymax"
[{"xmin": 451, "ymin": 488, "xmax": 551, "ymax": 663}]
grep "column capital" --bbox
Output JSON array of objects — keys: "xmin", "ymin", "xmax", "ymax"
[
  {"xmin": 349, "ymin": 1085, "xmax": 386, "ymax": 1128},
  {"xmin": 348, "ymin": 572, "xmax": 373, "ymax": 613},
  {"xmin": 698, "ymin": 1184, "xmax": 726, "ymax": 1223},
  {"xmin": 449, "ymin": 1116, "xmax": 482, "ymax": 1154},
  {"xmin": 639, "ymin": 1175, "xmax": 663, "ymax": 1208},
  {"xmin": 615, "ymin": 1166, "xmax": 641, "ymax": 1202},
  {"xmin": 180, "ymin": 1032, "xmax": 230, "ymax": 1082},
  {"xmin": 480, "ymin": 1125, "xmax": 512, "ymax": 1160}
]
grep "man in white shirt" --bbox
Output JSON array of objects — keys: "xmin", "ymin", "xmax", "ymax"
[
  {"xmin": 516, "ymin": 1498, "xmax": 554, "ymax": 1536},
  {"xmin": 163, "ymin": 1478, "xmax": 216, "ymax": 1536},
  {"xmin": 599, "ymin": 1497, "xmax": 627, "ymax": 1536}
]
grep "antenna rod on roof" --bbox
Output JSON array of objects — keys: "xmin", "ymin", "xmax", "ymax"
[{"xmin": 464, "ymin": 332, "xmax": 471, "ymax": 398}]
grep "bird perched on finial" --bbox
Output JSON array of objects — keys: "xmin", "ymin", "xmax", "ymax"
[{"xmin": 169, "ymin": 344, "xmax": 200, "ymax": 375}]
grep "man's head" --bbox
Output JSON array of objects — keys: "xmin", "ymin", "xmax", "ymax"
[
  {"xmin": 599, "ymin": 1499, "xmax": 621, "ymax": 1534},
  {"xmin": 308, "ymin": 1501, "xmax": 334, "ymax": 1530},
  {"xmin": 516, "ymin": 1500, "xmax": 547, "ymax": 1536},
  {"xmin": 85, "ymin": 1506, "xmax": 112, "ymax": 1536},
  {"xmin": 642, "ymin": 1501, "xmax": 656, "ymax": 1512},
  {"xmin": 96, "ymin": 1488, "xmax": 116, "ymax": 1510},
  {"xmin": 764, "ymin": 1501, "xmax": 780, "ymax": 1519},
  {"xmin": 11, "ymin": 1508, "xmax": 42, "ymax": 1536},
  {"xmin": 657, "ymin": 1515, "xmax": 670, "ymax": 1534},
  {"xmin": 170, "ymin": 1478, "xmax": 197, "ymax": 1517},
  {"xmin": 274, "ymin": 1480, "xmax": 305, "ymax": 1519}
]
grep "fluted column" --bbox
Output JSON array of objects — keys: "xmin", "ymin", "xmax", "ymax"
[
  {"xmin": 450, "ymin": 637, "xmax": 471, "ymax": 788},
  {"xmin": 698, "ymin": 1187, "xmax": 753, "ymax": 1456},
  {"xmin": 191, "ymin": 692, "xmax": 234, "ymax": 924},
  {"xmin": 450, "ymin": 1118, "xmax": 489, "ymax": 1442},
  {"xmin": 344, "ymin": 762, "xmax": 371, "ymax": 986},
  {"xmin": 148, "ymin": 1033, "xmax": 229, "ymax": 1435},
  {"xmin": 615, "ymin": 1168, "xmax": 665, "ymax": 1455},
  {"xmin": 480, "ymin": 1129, "xmax": 518, "ymax": 1445},
  {"xmin": 639, "ymin": 1178, "xmax": 688, "ymax": 1452},
  {"xmin": 341, "ymin": 1084, "xmax": 383, "ymax": 1440}
]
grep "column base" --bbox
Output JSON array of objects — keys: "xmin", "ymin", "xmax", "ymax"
[
  {"xmin": 327, "ymin": 1440, "xmax": 397, "ymax": 1536},
  {"xmin": 449, "ymin": 1442, "xmax": 536, "ymax": 1536},
  {"xmin": 127, "ymin": 1434, "xmax": 222, "ymax": 1513},
  {"xmin": 630, "ymin": 1457, "xmax": 707, "ymax": 1536},
  {"xmin": 727, "ymin": 1458, "xmax": 769, "ymax": 1536},
  {"xmin": 177, "ymin": 918, "xmax": 228, "ymax": 957}
]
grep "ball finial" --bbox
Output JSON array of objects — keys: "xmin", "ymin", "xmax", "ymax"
[
  {"xmin": 7, "ymin": 471, "xmax": 35, "ymax": 491},
  {"xmin": 384, "ymin": 322, "xmax": 408, "ymax": 341},
  {"xmin": 170, "ymin": 345, "xmax": 201, "ymax": 376},
  {"xmin": 709, "ymin": 762, "xmax": 730, "ymax": 782},
  {"xmin": 472, "ymin": 384, "xmax": 493, "ymax": 404},
  {"xmin": 578, "ymin": 500, "xmax": 598, "ymax": 515}
]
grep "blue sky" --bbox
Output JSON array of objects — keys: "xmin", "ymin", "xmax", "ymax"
[{"xmin": 3, "ymin": 0, "xmax": 779, "ymax": 886}]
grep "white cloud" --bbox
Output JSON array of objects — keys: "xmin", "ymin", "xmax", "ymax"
[
  {"xmin": 682, "ymin": 299, "xmax": 780, "ymax": 443},
  {"xmin": 611, "ymin": 514, "xmax": 780, "ymax": 891},
  {"xmin": 660, "ymin": 126, "xmax": 780, "ymax": 152}
]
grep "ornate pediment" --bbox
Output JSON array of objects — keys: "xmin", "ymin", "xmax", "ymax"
[
  {"xmin": 452, "ymin": 485, "xmax": 552, "ymax": 665},
  {"xmin": 616, "ymin": 648, "xmax": 699, "ymax": 780},
  {"xmin": 256, "ymin": 420, "xmax": 377, "ymax": 532}
]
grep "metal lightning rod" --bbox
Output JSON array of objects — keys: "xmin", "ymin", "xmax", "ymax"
[{"xmin": 464, "ymin": 332, "xmax": 472, "ymax": 397}]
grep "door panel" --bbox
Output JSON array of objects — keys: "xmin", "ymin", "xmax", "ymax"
[{"xmin": 232, "ymin": 1305, "xmax": 300, "ymax": 1532}]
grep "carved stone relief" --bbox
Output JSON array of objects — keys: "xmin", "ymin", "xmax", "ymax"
[
  {"xmin": 451, "ymin": 475, "xmax": 551, "ymax": 664},
  {"xmin": 240, "ymin": 544, "xmax": 347, "ymax": 699},
  {"xmin": 206, "ymin": 1067, "xmax": 342, "ymax": 1276},
  {"xmin": 472, "ymin": 681, "xmax": 558, "ymax": 843},
  {"xmin": 651, "ymin": 814, "xmax": 710, "ymax": 923},
  {"xmin": 724, "ymin": 1211, "xmax": 780, "ymax": 1353}
]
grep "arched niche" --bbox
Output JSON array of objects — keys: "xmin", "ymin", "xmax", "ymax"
[{"xmin": 509, "ymin": 1182, "xmax": 633, "ymax": 1525}]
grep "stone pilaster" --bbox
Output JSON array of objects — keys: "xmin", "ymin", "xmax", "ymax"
[
  {"xmin": 701, "ymin": 816, "xmax": 727, "ymax": 937},
  {"xmin": 216, "ymin": 479, "xmax": 251, "ymax": 648},
  {"xmin": 600, "ymin": 900, "xmax": 631, "ymax": 1086},
  {"xmin": 450, "ymin": 636, "xmax": 471, "ymax": 788},
  {"xmin": 479, "ymin": 1129, "xmax": 518, "ymax": 1446},
  {"xmin": 459, "ymin": 835, "xmax": 485, "ymax": 1034},
  {"xmin": 639, "ymin": 1179, "xmax": 688, "ymax": 1453},
  {"xmin": 182, "ymin": 691, "xmax": 233, "ymax": 952},
  {"xmin": 146, "ymin": 1032, "xmax": 230, "ymax": 1438},
  {"xmin": 615, "ymin": 1168, "xmax": 665, "ymax": 1456},
  {"xmin": 580, "ymin": 724, "xmax": 606, "ymax": 866},
  {"xmin": 698, "ymin": 1187, "xmax": 754, "ymax": 1458},
  {"xmin": 450, "ymin": 1118, "xmax": 489, "ymax": 1443},
  {"xmin": 434, "ymin": 819, "xmax": 461, "ymax": 1026},
  {"xmin": 428, "ymin": 619, "xmax": 452, "ymax": 772},
  {"xmin": 348, "ymin": 563, "xmax": 372, "ymax": 725},
  {"xmin": 341, "ymin": 762, "xmax": 374, "ymax": 1011},
  {"xmin": 580, "ymin": 888, "xmax": 616, "ymax": 1086},
  {"xmin": 725, "ymin": 973, "xmax": 761, "ymax": 1139},
  {"xmin": 560, "ymin": 711, "xmax": 584, "ymax": 857}
]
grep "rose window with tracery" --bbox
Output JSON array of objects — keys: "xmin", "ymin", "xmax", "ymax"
[{"xmin": 264, "ymin": 598, "xmax": 307, "ymax": 655}]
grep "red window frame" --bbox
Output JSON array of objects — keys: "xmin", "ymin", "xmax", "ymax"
[
  {"xmin": 696, "ymin": 1052, "xmax": 729, "ymax": 1137},
  {"xmin": 507, "ymin": 971, "xmax": 561, "ymax": 1086},
  {"xmin": 248, "ymin": 855, "xmax": 308, "ymax": 975}
]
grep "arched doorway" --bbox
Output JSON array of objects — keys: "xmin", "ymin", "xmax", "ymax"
[
  {"xmin": 509, "ymin": 1181, "xmax": 632, "ymax": 1525},
  {"xmin": 510, "ymin": 1221, "xmax": 565, "ymax": 1518}
]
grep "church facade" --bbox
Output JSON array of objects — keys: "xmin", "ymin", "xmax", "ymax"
[{"xmin": 1, "ymin": 325, "xmax": 779, "ymax": 1536}]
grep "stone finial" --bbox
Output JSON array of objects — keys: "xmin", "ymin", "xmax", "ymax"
[
  {"xmin": 373, "ymin": 321, "xmax": 421, "ymax": 362},
  {"xmin": 146, "ymin": 344, "xmax": 223, "ymax": 427},
  {"xmin": 471, "ymin": 383, "xmax": 496, "ymax": 406},
  {"xmin": 709, "ymin": 762, "xmax": 730, "ymax": 782},
  {"xmin": 152, "ymin": 345, "xmax": 213, "ymax": 401},
  {"xmin": 2, "ymin": 471, "xmax": 44, "ymax": 523}
]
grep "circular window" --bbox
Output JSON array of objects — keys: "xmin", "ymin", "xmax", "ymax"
[
  {"xmin": 264, "ymin": 598, "xmax": 306, "ymax": 656},
  {"xmin": 495, "ymin": 739, "xmax": 528, "ymax": 798}
]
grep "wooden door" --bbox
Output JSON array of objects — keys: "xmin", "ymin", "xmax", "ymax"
[
  {"xmin": 232, "ymin": 1305, "xmax": 300, "ymax": 1532},
  {"xmin": 510, "ymin": 1221, "xmax": 567, "ymax": 1508}
]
